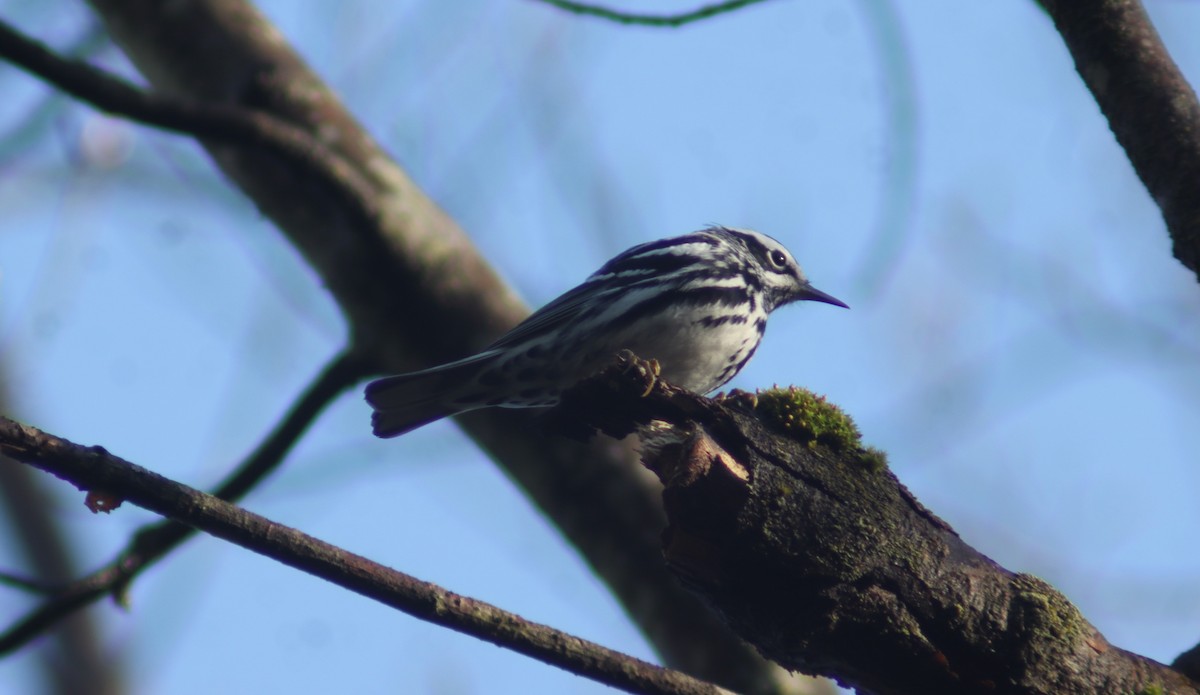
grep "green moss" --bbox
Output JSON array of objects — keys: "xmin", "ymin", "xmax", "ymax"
[
  {"xmin": 753, "ymin": 387, "xmax": 887, "ymax": 471},
  {"xmin": 860, "ymin": 446, "xmax": 889, "ymax": 473},
  {"xmin": 755, "ymin": 387, "xmax": 857, "ymax": 448},
  {"xmin": 1135, "ymin": 685, "xmax": 1165, "ymax": 695},
  {"xmin": 1011, "ymin": 574, "xmax": 1085, "ymax": 645}
]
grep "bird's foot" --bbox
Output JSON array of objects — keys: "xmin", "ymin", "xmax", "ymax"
[
  {"xmin": 715, "ymin": 388, "xmax": 758, "ymax": 409},
  {"xmin": 616, "ymin": 349, "xmax": 661, "ymax": 397}
]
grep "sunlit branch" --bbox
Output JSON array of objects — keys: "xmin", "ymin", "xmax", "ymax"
[{"xmin": 0, "ymin": 570, "xmax": 56, "ymax": 595}]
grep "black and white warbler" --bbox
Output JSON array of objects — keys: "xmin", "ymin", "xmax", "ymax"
[{"xmin": 366, "ymin": 226, "xmax": 847, "ymax": 438}]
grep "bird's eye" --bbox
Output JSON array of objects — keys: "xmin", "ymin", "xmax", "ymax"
[{"xmin": 768, "ymin": 249, "xmax": 788, "ymax": 269}]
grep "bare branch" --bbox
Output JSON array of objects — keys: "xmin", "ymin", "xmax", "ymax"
[
  {"xmin": 1041, "ymin": 0, "xmax": 1200, "ymax": 279},
  {"xmin": 534, "ymin": 0, "xmax": 772, "ymax": 27},
  {"xmin": 0, "ymin": 319, "xmax": 124, "ymax": 695},
  {"xmin": 0, "ymin": 570, "xmax": 56, "ymax": 595},
  {"xmin": 0, "ymin": 17, "xmax": 382, "ymax": 233},
  {"xmin": 0, "ymin": 462, "xmax": 123, "ymax": 694},
  {"xmin": 0, "ymin": 350, "xmax": 366, "ymax": 655},
  {"xmin": 0, "ymin": 22, "xmax": 108, "ymax": 158},
  {"xmin": 0, "ymin": 417, "xmax": 730, "ymax": 695}
]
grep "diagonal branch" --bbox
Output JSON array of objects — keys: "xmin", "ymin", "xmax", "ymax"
[
  {"xmin": 549, "ymin": 360, "xmax": 1200, "ymax": 695},
  {"xmin": 0, "ymin": 349, "xmax": 367, "ymax": 655},
  {"xmin": 0, "ymin": 17, "xmax": 381, "ymax": 233},
  {"xmin": 0, "ymin": 570, "xmax": 57, "ymax": 595},
  {"xmin": 0, "ymin": 417, "xmax": 729, "ymax": 695},
  {"xmin": 0, "ymin": 388, "xmax": 124, "ymax": 695},
  {"xmin": 1041, "ymin": 0, "xmax": 1200, "ymax": 279}
]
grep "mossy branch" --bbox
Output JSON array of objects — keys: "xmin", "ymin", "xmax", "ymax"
[{"xmin": 549, "ymin": 354, "xmax": 1199, "ymax": 695}]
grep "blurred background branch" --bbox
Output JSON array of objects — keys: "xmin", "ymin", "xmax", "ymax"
[
  {"xmin": 534, "ymin": 0, "xmax": 771, "ymax": 27},
  {"xmin": 0, "ymin": 421, "xmax": 122, "ymax": 695},
  {"xmin": 0, "ymin": 349, "xmax": 365, "ymax": 655}
]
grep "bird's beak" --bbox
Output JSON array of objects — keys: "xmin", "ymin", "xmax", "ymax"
[{"xmin": 799, "ymin": 283, "xmax": 849, "ymax": 309}]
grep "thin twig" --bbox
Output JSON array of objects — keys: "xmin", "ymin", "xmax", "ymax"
[
  {"xmin": 0, "ymin": 21, "xmax": 107, "ymax": 157},
  {"xmin": 0, "ymin": 17, "xmax": 381, "ymax": 230},
  {"xmin": 0, "ymin": 12, "xmax": 790, "ymax": 690},
  {"xmin": 0, "ymin": 570, "xmax": 56, "ymax": 595},
  {"xmin": 0, "ymin": 350, "xmax": 367, "ymax": 655},
  {"xmin": 535, "ymin": 0, "xmax": 771, "ymax": 27},
  {"xmin": 0, "ymin": 417, "xmax": 728, "ymax": 695}
]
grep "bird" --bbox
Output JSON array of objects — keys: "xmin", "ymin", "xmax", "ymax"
[{"xmin": 366, "ymin": 225, "xmax": 847, "ymax": 438}]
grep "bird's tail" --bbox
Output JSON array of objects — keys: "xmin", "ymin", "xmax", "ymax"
[{"xmin": 364, "ymin": 354, "xmax": 494, "ymax": 438}]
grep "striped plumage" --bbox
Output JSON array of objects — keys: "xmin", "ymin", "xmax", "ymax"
[{"xmin": 366, "ymin": 226, "xmax": 847, "ymax": 438}]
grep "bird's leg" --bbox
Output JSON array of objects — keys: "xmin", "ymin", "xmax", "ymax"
[
  {"xmin": 615, "ymin": 349, "xmax": 661, "ymax": 397},
  {"xmin": 716, "ymin": 388, "xmax": 759, "ymax": 409}
]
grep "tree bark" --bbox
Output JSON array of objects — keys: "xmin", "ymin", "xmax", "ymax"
[
  {"xmin": 552, "ymin": 358, "xmax": 1200, "ymax": 695},
  {"xmin": 1042, "ymin": 0, "xmax": 1200, "ymax": 279}
]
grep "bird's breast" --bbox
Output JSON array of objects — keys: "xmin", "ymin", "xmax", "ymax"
[{"xmin": 595, "ymin": 304, "xmax": 768, "ymax": 395}]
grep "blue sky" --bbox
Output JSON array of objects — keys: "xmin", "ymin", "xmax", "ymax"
[{"xmin": 3, "ymin": 1, "xmax": 1200, "ymax": 693}]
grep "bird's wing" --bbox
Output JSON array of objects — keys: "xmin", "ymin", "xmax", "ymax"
[
  {"xmin": 485, "ymin": 280, "xmax": 606, "ymax": 350},
  {"xmin": 486, "ymin": 236, "xmax": 702, "ymax": 350}
]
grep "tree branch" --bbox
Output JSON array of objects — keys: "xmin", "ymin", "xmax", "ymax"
[
  {"xmin": 549, "ymin": 357, "xmax": 1200, "ymax": 695},
  {"xmin": 0, "ymin": 417, "xmax": 729, "ymax": 695},
  {"xmin": 1041, "ymin": 0, "xmax": 1200, "ymax": 280},
  {"xmin": 0, "ymin": 17, "xmax": 381, "ymax": 233},
  {"xmin": 0, "ymin": 367, "xmax": 122, "ymax": 695},
  {"xmin": 59, "ymin": 2, "xmax": 795, "ymax": 690},
  {"xmin": 534, "ymin": 0, "xmax": 772, "ymax": 27},
  {"xmin": 0, "ymin": 570, "xmax": 57, "ymax": 595},
  {"xmin": 0, "ymin": 349, "xmax": 366, "ymax": 655}
]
